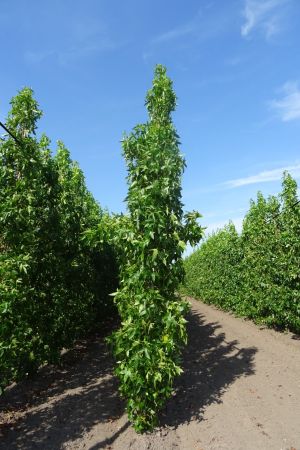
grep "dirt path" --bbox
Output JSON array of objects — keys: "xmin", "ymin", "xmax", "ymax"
[{"xmin": 1, "ymin": 298, "xmax": 299, "ymax": 450}]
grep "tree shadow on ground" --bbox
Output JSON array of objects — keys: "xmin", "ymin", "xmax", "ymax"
[
  {"xmin": 0, "ymin": 317, "xmax": 125, "ymax": 450},
  {"xmin": 292, "ymin": 334, "xmax": 300, "ymax": 340},
  {"xmin": 0, "ymin": 306, "xmax": 257, "ymax": 449},
  {"xmin": 160, "ymin": 306, "xmax": 257, "ymax": 428}
]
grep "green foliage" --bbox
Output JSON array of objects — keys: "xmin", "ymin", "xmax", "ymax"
[
  {"xmin": 109, "ymin": 65, "xmax": 203, "ymax": 432},
  {"xmin": 184, "ymin": 222, "xmax": 242, "ymax": 310},
  {"xmin": 184, "ymin": 173, "xmax": 300, "ymax": 334},
  {"xmin": 0, "ymin": 88, "xmax": 118, "ymax": 393}
]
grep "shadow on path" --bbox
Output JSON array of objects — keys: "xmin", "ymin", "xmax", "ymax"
[
  {"xmin": 161, "ymin": 306, "xmax": 257, "ymax": 428},
  {"xmin": 88, "ymin": 420, "xmax": 131, "ymax": 450},
  {"xmin": 0, "ymin": 306, "xmax": 257, "ymax": 449},
  {"xmin": 0, "ymin": 318, "xmax": 125, "ymax": 450}
]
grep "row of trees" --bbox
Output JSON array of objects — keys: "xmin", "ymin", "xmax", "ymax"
[
  {"xmin": 184, "ymin": 173, "xmax": 300, "ymax": 334},
  {"xmin": 0, "ymin": 88, "xmax": 118, "ymax": 393}
]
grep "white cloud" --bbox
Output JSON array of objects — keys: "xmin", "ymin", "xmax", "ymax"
[
  {"xmin": 270, "ymin": 81, "xmax": 300, "ymax": 122},
  {"xmin": 201, "ymin": 207, "xmax": 247, "ymax": 220},
  {"xmin": 184, "ymin": 163, "xmax": 300, "ymax": 199},
  {"xmin": 24, "ymin": 50, "xmax": 54, "ymax": 64},
  {"xmin": 241, "ymin": 0, "xmax": 286, "ymax": 38},
  {"xmin": 152, "ymin": 23, "xmax": 195, "ymax": 44},
  {"xmin": 225, "ymin": 55, "xmax": 245, "ymax": 66},
  {"xmin": 25, "ymin": 39, "xmax": 118, "ymax": 66},
  {"xmin": 24, "ymin": 18, "xmax": 121, "ymax": 66},
  {"xmin": 225, "ymin": 163, "xmax": 300, "ymax": 188},
  {"xmin": 150, "ymin": 6, "xmax": 232, "ymax": 47}
]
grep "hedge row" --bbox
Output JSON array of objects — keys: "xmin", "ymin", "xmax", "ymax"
[
  {"xmin": 184, "ymin": 173, "xmax": 300, "ymax": 333},
  {"xmin": 0, "ymin": 88, "xmax": 118, "ymax": 393}
]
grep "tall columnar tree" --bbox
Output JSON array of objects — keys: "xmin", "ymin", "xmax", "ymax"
[{"xmin": 110, "ymin": 65, "xmax": 203, "ymax": 431}]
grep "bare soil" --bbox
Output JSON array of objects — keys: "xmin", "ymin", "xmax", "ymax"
[{"xmin": 1, "ymin": 297, "xmax": 299, "ymax": 450}]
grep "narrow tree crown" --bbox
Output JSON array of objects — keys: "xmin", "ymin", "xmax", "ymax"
[
  {"xmin": 6, "ymin": 87, "xmax": 43, "ymax": 137},
  {"xmin": 145, "ymin": 65, "xmax": 177, "ymax": 124}
]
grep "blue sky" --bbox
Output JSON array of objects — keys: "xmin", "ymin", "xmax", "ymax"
[{"xmin": 1, "ymin": 0, "xmax": 300, "ymax": 238}]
